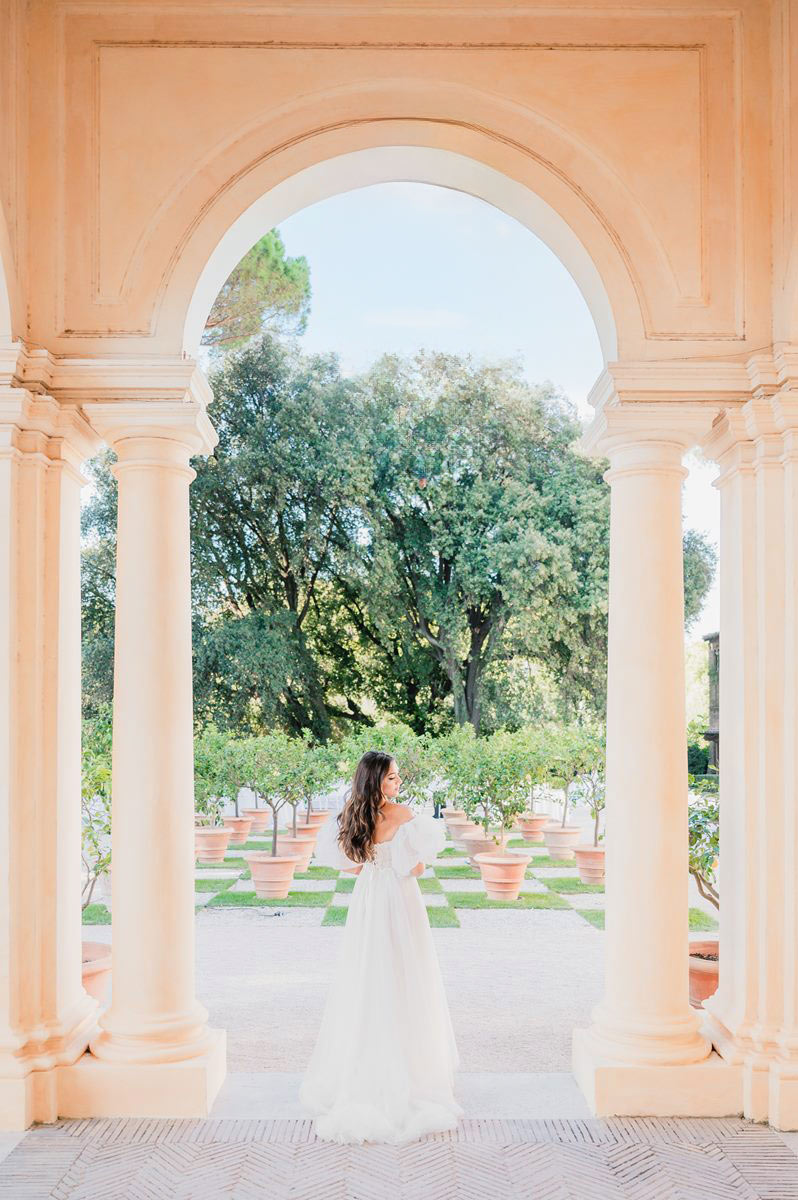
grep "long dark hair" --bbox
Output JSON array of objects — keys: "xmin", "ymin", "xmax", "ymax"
[{"xmin": 337, "ymin": 750, "xmax": 394, "ymax": 863}]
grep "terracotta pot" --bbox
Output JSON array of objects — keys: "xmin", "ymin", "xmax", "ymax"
[
  {"xmin": 194, "ymin": 826, "xmax": 232, "ymax": 864},
  {"xmin": 297, "ymin": 810, "xmax": 331, "ymax": 830},
  {"xmin": 222, "ymin": 815, "xmax": 253, "ymax": 844},
  {"xmin": 462, "ymin": 830, "xmax": 508, "ymax": 865},
  {"xmin": 450, "ymin": 820, "xmax": 482, "ymax": 851},
  {"xmin": 574, "ymin": 844, "xmax": 606, "ymax": 884},
  {"xmin": 245, "ymin": 852, "xmax": 300, "ymax": 899},
  {"xmin": 82, "ymin": 940, "xmax": 112, "ymax": 1005},
  {"xmin": 474, "ymin": 851, "xmax": 533, "ymax": 901},
  {"xmin": 542, "ymin": 823, "xmax": 582, "ymax": 860},
  {"xmin": 442, "ymin": 809, "xmax": 467, "ymax": 826},
  {"xmin": 689, "ymin": 939, "xmax": 719, "ymax": 1008},
  {"xmin": 240, "ymin": 808, "xmax": 270, "ymax": 834},
  {"xmin": 517, "ymin": 812, "xmax": 548, "ymax": 843},
  {"xmin": 275, "ymin": 834, "xmax": 316, "ymax": 871}
]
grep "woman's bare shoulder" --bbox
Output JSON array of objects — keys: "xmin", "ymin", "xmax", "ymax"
[{"xmin": 392, "ymin": 804, "xmax": 415, "ymax": 825}]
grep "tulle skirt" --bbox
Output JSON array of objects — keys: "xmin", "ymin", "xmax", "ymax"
[{"xmin": 299, "ymin": 863, "xmax": 463, "ymax": 1144}]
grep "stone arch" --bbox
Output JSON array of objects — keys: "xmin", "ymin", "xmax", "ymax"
[
  {"xmin": 182, "ymin": 145, "xmax": 616, "ymax": 361},
  {"xmin": 117, "ymin": 80, "xmax": 665, "ymax": 361}
]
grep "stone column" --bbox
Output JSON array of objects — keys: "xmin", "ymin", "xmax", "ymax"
[
  {"xmin": 768, "ymin": 389, "xmax": 798, "ymax": 1129},
  {"xmin": 573, "ymin": 403, "xmax": 730, "ymax": 1117},
  {"xmin": 702, "ymin": 385, "xmax": 798, "ymax": 1129},
  {"xmin": 86, "ymin": 401, "xmax": 220, "ymax": 1073},
  {"xmin": 0, "ymin": 351, "xmax": 101, "ymax": 1130},
  {"xmin": 701, "ymin": 412, "xmax": 760, "ymax": 1089}
]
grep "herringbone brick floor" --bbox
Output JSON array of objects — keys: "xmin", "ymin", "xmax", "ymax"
[{"xmin": 1, "ymin": 1115, "xmax": 797, "ymax": 1199}]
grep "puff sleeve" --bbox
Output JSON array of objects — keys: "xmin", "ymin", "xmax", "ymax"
[
  {"xmin": 312, "ymin": 812, "xmax": 361, "ymax": 871},
  {"xmin": 391, "ymin": 812, "xmax": 447, "ymax": 877}
]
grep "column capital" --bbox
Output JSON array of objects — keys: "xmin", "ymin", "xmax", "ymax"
[
  {"xmin": 85, "ymin": 399, "xmax": 218, "ymax": 462},
  {"xmin": 64, "ymin": 356, "xmax": 217, "ymax": 458},
  {"xmin": 0, "ymin": 382, "xmax": 103, "ymax": 478},
  {"xmin": 580, "ymin": 398, "xmax": 719, "ymax": 462}
]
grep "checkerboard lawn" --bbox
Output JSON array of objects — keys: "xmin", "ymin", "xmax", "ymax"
[{"xmin": 83, "ymin": 826, "xmax": 718, "ymax": 935}]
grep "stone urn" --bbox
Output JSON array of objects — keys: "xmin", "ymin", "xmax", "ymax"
[
  {"xmin": 240, "ymin": 808, "xmax": 270, "ymax": 834},
  {"xmin": 462, "ymin": 830, "xmax": 508, "ymax": 866},
  {"xmin": 222, "ymin": 815, "xmax": 253, "ymax": 844},
  {"xmin": 517, "ymin": 812, "xmax": 548, "ymax": 843},
  {"xmin": 245, "ymin": 851, "xmax": 300, "ymax": 899},
  {"xmin": 194, "ymin": 826, "xmax": 232, "ymax": 864},
  {"xmin": 297, "ymin": 810, "xmax": 331, "ymax": 831},
  {"xmin": 275, "ymin": 834, "xmax": 315, "ymax": 871},
  {"xmin": 689, "ymin": 939, "xmax": 719, "ymax": 1008},
  {"xmin": 474, "ymin": 851, "xmax": 532, "ymax": 901},
  {"xmin": 450, "ymin": 820, "xmax": 482, "ymax": 851},
  {"xmin": 442, "ymin": 809, "xmax": 467, "ymax": 827},
  {"xmin": 542, "ymin": 822, "xmax": 582, "ymax": 861},
  {"xmin": 81, "ymin": 941, "xmax": 112, "ymax": 1005},
  {"xmin": 574, "ymin": 844, "xmax": 605, "ymax": 884}
]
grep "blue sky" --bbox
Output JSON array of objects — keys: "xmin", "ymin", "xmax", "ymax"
[{"xmin": 278, "ymin": 182, "xmax": 719, "ymax": 636}]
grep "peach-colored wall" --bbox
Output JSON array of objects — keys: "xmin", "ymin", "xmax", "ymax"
[{"xmin": 7, "ymin": 0, "xmax": 781, "ymax": 365}]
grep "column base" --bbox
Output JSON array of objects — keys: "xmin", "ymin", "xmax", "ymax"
[
  {"xmin": 0, "ymin": 1068, "xmax": 60, "ymax": 1131},
  {"xmin": 55, "ymin": 1029, "xmax": 226, "ymax": 1119},
  {"xmin": 572, "ymin": 1027, "xmax": 743, "ymax": 1117},
  {"xmin": 768, "ymin": 1062, "xmax": 798, "ymax": 1131}
]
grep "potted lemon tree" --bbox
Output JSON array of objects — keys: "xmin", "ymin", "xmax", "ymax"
[
  {"xmin": 688, "ymin": 776, "xmax": 719, "ymax": 1007},
  {"xmin": 451, "ymin": 732, "xmax": 532, "ymax": 899},
  {"xmin": 245, "ymin": 735, "xmax": 302, "ymax": 898},
  {"xmin": 571, "ymin": 730, "xmax": 606, "ymax": 883}
]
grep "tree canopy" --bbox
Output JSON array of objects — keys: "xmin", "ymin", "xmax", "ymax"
[
  {"xmin": 81, "ymin": 336, "xmax": 718, "ymax": 739},
  {"xmin": 201, "ymin": 230, "xmax": 311, "ymax": 351}
]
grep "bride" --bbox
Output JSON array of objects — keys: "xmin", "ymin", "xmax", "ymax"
[{"xmin": 299, "ymin": 749, "xmax": 463, "ymax": 1144}]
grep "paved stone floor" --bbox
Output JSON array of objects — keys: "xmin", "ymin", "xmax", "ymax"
[{"xmin": 2, "ymin": 1113, "xmax": 798, "ymax": 1199}]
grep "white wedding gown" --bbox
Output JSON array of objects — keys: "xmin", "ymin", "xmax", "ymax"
[{"xmin": 299, "ymin": 810, "xmax": 463, "ymax": 1144}]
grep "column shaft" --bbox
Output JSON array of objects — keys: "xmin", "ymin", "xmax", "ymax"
[
  {"xmin": 90, "ymin": 435, "xmax": 210, "ymax": 1063},
  {"xmin": 590, "ymin": 437, "xmax": 708, "ymax": 1063},
  {"xmin": 0, "ymin": 393, "xmax": 98, "ymax": 1130}
]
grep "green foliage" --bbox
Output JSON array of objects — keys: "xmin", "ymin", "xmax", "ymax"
[
  {"xmin": 201, "ymin": 230, "xmax": 311, "ymax": 351},
  {"xmin": 340, "ymin": 352, "xmax": 611, "ymax": 732},
  {"xmin": 683, "ymin": 530, "xmax": 718, "ymax": 632},
  {"xmin": 688, "ymin": 781, "xmax": 720, "ymax": 910},
  {"xmin": 81, "ymin": 709, "xmax": 113, "ymax": 909}
]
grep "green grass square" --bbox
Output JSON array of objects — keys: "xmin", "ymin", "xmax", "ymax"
[
  {"xmin": 206, "ymin": 890, "xmax": 329, "ymax": 908},
  {"xmin": 689, "ymin": 907, "xmax": 719, "ymax": 931},
  {"xmin": 82, "ymin": 902, "xmax": 111, "ymax": 925},
  {"xmin": 194, "ymin": 877, "xmax": 236, "ymax": 893},
  {"xmin": 417, "ymin": 876, "xmax": 443, "ymax": 894},
  {"xmin": 439, "ymin": 847, "xmax": 463, "ymax": 858},
  {"xmin": 542, "ymin": 876, "xmax": 605, "ymax": 895},
  {"xmin": 295, "ymin": 866, "xmax": 339, "ymax": 880},
  {"xmin": 322, "ymin": 906, "xmax": 349, "ymax": 927},
  {"xmin": 434, "ymin": 865, "xmax": 480, "ymax": 879},
  {"xmin": 335, "ymin": 876, "xmax": 356, "ymax": 893},
  {"xmin": 530, "ymin": 857, "xmax": 579, "ymax": 869},
  {"xmin": 427, "ymin": 906, "xmax": 460, "ymax": 927},
  {"xmin": 445, "ymin": 891, "xmax": 570, "ymax": 910},
  {"xmin": 578, "ymin": 909, "xmax": 605, "ymax": 930}
]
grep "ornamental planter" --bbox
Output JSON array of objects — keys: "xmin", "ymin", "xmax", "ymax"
[
  {"xmin": 222, "ymin": 815, "xmax": 253, "ymax": 844},
  {"xmin": 297, "ymin": 810, "xmax": 331, "ymax": 830},
  {"xmin": 194, "ymin": 826, "xmax": 232, "ymax": 864},
  {"xmin": 517, "ymin": 813, "xmax": 548, "ymax": 843},
  {"xmin": 450, "ymin": 820, "xmax": 482, "ymax": 851},
  {"xmin": 275, "ymin": 834, "xmax": 316, "ymax": 871},
  {"xmin": 240, "ymin": 808, "xmax": 270, "ymax": 834},
  {"xmin": 462, "ymin": 830, "xmax": 508, "ymax": 865},
  {"xmin": 542, "ymin": 823, "xmax": 582, "ymax": 861},
  {"xmin": 443, "ymin": 809, "xmax": 467, "ymax": 826},
  {"xmin": 245, "ymin": 852, "xmax": 301, "ymax": 899},
  {"xmin": 474, "ymin": 851, "xmax": 532, "ymax": 901},
  {"xmin": 689, "ymin": 939, "xmax": 719, "ymax": 1008},
  {"xmin": 82, "ymin": 940, "xmax": 112, "ymax": 1005},
  {"xmin": 574, "ymin": 845, "xmax": 606, "ymax": 884}
]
